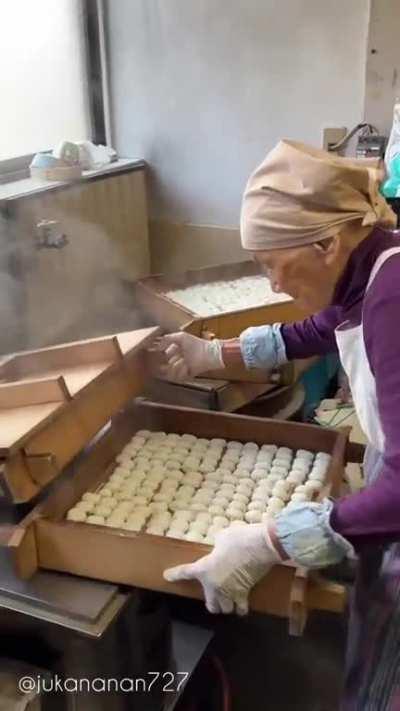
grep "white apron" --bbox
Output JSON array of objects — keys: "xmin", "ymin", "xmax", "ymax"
[{"xmin": 335, "ymin": 247, "xmax": 400, "ymax": 453}]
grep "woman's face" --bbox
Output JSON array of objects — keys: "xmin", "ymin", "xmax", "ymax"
[{"xmin": 253, "ymin": 239, "xmax": 343, "ymax": 312}]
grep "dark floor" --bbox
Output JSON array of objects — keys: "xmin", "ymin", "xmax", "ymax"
[{"xmin": 170, "ymin": 596, "xmax": 347, "ymax": 711}]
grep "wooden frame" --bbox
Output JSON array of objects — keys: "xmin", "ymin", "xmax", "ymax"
[
  {"xmin": 8, "ymin": 401, "xmax": 348, "ymax": 633},
  {"xmin": 135, "ymin": 260, "xmax": 311, "ymax": 385},
  {"xmin": 136, "ymin": 260, "xmax": 307, "ymax": 337},
  {"xmin": 0, "ymin": 328, "xmax": 159, "ymax": 503}
]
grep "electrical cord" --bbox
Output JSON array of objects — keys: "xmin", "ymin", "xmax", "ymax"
[{"xmin": 328, "ymin": 122, "xmax": 379, "ymax": 152}]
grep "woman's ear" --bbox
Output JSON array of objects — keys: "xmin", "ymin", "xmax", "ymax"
[{"xmin": 312, "ymin": 236, "xmax": 340, "ymax": 263}]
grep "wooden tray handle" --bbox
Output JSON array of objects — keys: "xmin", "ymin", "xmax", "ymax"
[
  {"xmin": 0, "ymin": 522, "xmax": 39, "ymax": 580},
  {"xmin": 288, "ymin": 568, "xmax": 347, "ymax": 636}
]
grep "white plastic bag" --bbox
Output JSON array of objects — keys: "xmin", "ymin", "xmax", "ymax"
[{"xmin": 385, "ymin": 98, "xmax": 400, "ymax": 169}]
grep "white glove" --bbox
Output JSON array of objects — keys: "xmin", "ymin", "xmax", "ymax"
[
  {"xmin": 164, "ymin": 523, "xmax": 282, "ymax": 615},
  {"xmin": 157, "ymin": 332, "xmax": 225, "ymax": 381}
]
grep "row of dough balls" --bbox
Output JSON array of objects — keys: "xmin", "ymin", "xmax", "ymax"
[
  {"xmin": 165, "ymin": 275, "xmax": 289, "ymax": 317},
  {"xmin": 66, "ymin": 431, "xmax": 331, "ymax": 542}
]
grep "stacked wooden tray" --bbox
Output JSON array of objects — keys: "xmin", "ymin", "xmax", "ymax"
[
  {"xmin": 135, "ymin": 260, "xmax": 311, "ymax": 388},
  {"xmin": 135, "ymin": 260, "xmax": 307, "ymax": 336},
  {"xmin": 0, "ymin": 327, "xmax": 348, "ymax": 633},
  {"xmin": 0, "ymin": 328, "xmax": 159, "ymax": 502}
]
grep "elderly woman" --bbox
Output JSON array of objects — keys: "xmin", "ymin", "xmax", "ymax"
[{"xmin": 159, "ymin": 141, "xmax": 400, "ymax": 710}]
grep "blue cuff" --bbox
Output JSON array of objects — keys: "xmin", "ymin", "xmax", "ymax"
[
  {"xmin": 275, "ymin": 499, "xmax": 354, "ymax": 568},
  {"xmin": 239, "ymin": 323, "xmax": 287, "ymax": 370}
]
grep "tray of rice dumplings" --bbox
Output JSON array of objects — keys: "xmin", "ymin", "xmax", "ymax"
[
  {"xmin": 135, "ymin": 260, "xmax": 308, "ymax": 337},
  {"xmin": 3, "ymin": 339, "xmax": 349, "ymax": 633},
  {"xmin": 135, "ymin": 261, "xmax": 311, "ymax": 385}
]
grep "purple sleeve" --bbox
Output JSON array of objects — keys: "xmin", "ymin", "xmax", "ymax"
[
  {"xmin": 280, "ymin": 306, "xmax": 342, "ymax": 359},
  {"xmin": 331, "ymin": 255, "xmax": 400, "ymax": 548}
]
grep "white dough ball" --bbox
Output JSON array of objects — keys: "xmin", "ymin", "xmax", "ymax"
[
  {"xmin": 221, "ymin": 474, "xmax": 236, "ymax": 485},
  {"xmin": 235, "ymin": 467, "xmax": 252, "ymax": 479},
  {"xmin": 270, "ymin": 466, "xmax": 288, "ymax": 478},
  {"xmin": 266, "ymin": 502, "xmax": 284, "ymax": 515},
  {"xmin": 211, "ymin": 438, "xmax": 226, "ymax": 447},
  {"xmin": 185, "ymin": 531, "xmax": 205, "ymax": 543},
  {"xmin": 213, "ymin": 516, "xmax": 229, "ymax": 527},
  {"xmin": 261, "ymin": 444, "xmax": 278, "ymax": 454},
  {"xmin": 277, "ymin": 447, "xmax": 292, "ymax": 457},
  {"xmin": 220, "ymin": 483, "xmax": 235, "ymax": 495},
  {"xmin": 100, "ymin": 488, "xmax": 113, "ymax": 499},
  {"xmin": 205, "ymin": 472, "xmax": 223, "ymax": 483},
  {"xmin": 146, "ymin": 526, "xmax": 165, "ymax": 536},
  {"xmin": 222, "ymin": 451, "xmax": 240, "ymax": 464},
  {"xmin": 81, "ymin": 491, "xmax": 101, "ymax": 504},
  {"xmin": 272, "ymin": 481, "xmax": 291, "ymax": 499},
  {"xmin": 185, "ymin": 473, "xmax": 203, "ymax": 487},
  {"xmin": 291, "ymin": 460, "xmax": 309, "ymax": 474},
  {"xmin": 177, "ymin": 484, "xmax": 195, "ymax": 496},
  {"xmin": 219, "ymin": 460, "xmax": 235, "ymax": 472},
  {"xmin": 166, "ymin": 528, "xmax": 185, "ymax": 539},
  {"xmin": 243, "ymin": 442, "xmax": 259, "ymax": 452},
  {"xmin": 251, "ymin": 469, "xmax": 269, "ymax": 482},
  {"xmin": 136, "ymin": 429, "xmax": 151, "ymax": 439},
  {"xmin": 86, "ymin": 514, "xmax": 105, "ymax": 525},
  {"xmin": 247, "ymin": 501, "xmax": 264, "ymax": 512},
  {"xmin": 75, "ymin": 501, "xmax": 95, "ymax": 513},
  {"xmin": 239, "ymin": 477, "xmax": 254, "ymax": 489},
  {"xmin": 226, "ymin": 506, "xmax": 244, "ymax": 520},
  {"xmin": 67, "ymin": 508, "xmax": 87, "ymax": 522},
  {"xmin": 152, "ymin": 492, "xmax": 171, "ymax": 504},
  {"xmin": 251, "ymin": 492, "xmax": 269, "ymax": 506},
  {"xmin": 236, "ymin": 483, "xmax": 252, "ymax": 496},
  {"xmin": 254, "ymin": 481, "xmax": 274, "ymax": 496},
  {"xmin": 173, "ymin": 510, "xmax": 195, "ymax": 522},
  {"xmin": 193, "ymin": 491, "xmax": 212, "ymax": 504},
  {"xmin": 232, "ymin": 492, "xmax": 249, "ymax": 505},
  {"xmin": 245, "ymin": 510, "xmax": 262, "ymax": 523},
  {"xmin": 294, "ymin": 485, "xmax": 307, "ymax": 494},
  {"xmin": 316, "ymin": 452, "xmax": 331, "ymax": 462},
  {"xmin": 304, "ymin": 480, "xmax": 323, "ymax": 495},
  {"xmin": 227, "ymin": 441, "xmax": 242, "ymax": 450},
  {"xmin": 291, "ymin": 492, "xmax": 309, "ymax": 503},
  {"xmin": 202, "ymin": 480, "xmax": 218, "ymax": 491},
  {"xmin": 213, "ymin": 495, "xmax": 229, "ymax": 508},
  {"xmin": 182, "ymin": 434, "xmax": 197, "ymax": 446},
  {"xmin": 209, "ymin": 504, "xmax": 225, "ymax": 516},
  {"xmin": 190, "ymin": 502, "xmax": 207, "ymax": 512},
  {"xmin": 149, "ymin": 502, "xmax": 168, "ymax": 513},
  {"xmin": 287, "ymin": 471, "xmax": 306, "ymax": 486},
  {"xmin": 269, "ymin": 495, "xmax": 285, "ymax": 507},
  {"xmin": 113, "ymin": 466, "xmax": 131, "ymax": 478},
  {"xmin": 309, "ymin": 470, "xmax": 326, "ymax": 482},
  {"xmin": 190, "ymin": 520, "xmax": 208, "ymax": 535}
]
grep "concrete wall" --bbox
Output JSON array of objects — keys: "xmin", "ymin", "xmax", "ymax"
[
  {"xmin": 106, "ymin": 0, "xmax": 370, "ymax": 268},
  {"xmin": 365, "ymin": 0, "xmax": 400, "ymax": 134}
]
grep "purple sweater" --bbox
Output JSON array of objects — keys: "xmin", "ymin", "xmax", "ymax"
[{"xmin": 281, "ymin": 227, "xmax": 400, "ymax": 549}]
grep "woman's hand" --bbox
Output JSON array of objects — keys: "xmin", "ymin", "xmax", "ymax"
[
  {"xmin": 156, "ymin": 333, "xmax": 225, "ymax": 381},
  {"xmin": 164, "ymin": 523, "xmax": 282, "ymax": 615}
]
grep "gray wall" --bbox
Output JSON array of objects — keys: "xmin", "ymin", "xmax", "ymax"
[
  {"xmin": 365, "ymin": 0, "xmax": 400, "ymax": 134},
  {"xmin": 107, "ymin": 0, "xmax": 370, "ymax": 228}
]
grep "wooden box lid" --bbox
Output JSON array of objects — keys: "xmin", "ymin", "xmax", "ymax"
[{"xmin": 0, "ymin": 328, "xmax": 159, "ymax": 503}]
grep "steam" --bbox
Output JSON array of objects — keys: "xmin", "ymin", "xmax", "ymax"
[{"xmin": 0, "ymin": 201, "xmax": 146, "ymax": 356}]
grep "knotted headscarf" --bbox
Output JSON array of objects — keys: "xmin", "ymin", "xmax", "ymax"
[{"xmin": 241, "ymin": 140, "xmax": 396, "ymax": 251}]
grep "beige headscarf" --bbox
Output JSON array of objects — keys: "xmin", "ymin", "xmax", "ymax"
[{"xmin": 241, "ymin": 140, "xmax": 396, "ymax": 251}]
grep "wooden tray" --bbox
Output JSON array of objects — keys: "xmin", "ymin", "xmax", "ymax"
[
  {"xmin": 135, "ymin": 261, "xmax": 310, "ymax": 385},
  {"xmin": 135, "ymin": 260, "xmax": 306, "ymax": 336},
  {"xmin": 7, "ymin": 401, "xmax": 348, "ymax": 634},
  {"xmin": 0, "ymin": 328, "xmax": 159, "ymax": 503}
]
